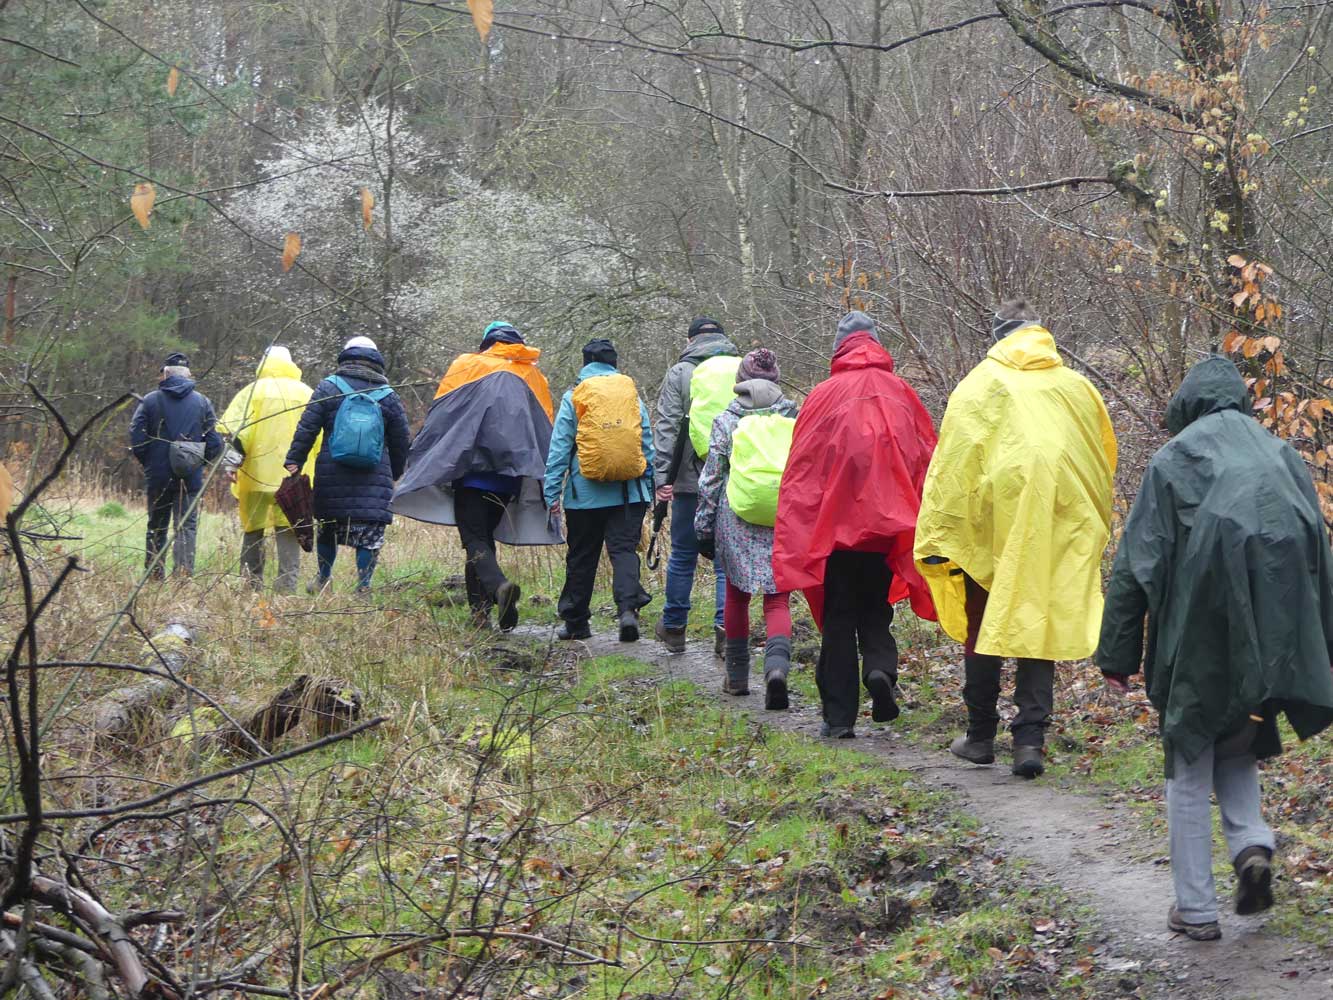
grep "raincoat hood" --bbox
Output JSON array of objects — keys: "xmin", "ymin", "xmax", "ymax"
[
  {"xmin": 256, "ymin": 351, "xmax": 302, "ymax": 382},
  {"xmin": 733, "ymin": 379, "xmax": 784, "ymax": 410},
  {"xmin": 914, "ymin": 327, "xmax": 1117, "ymax": 660},
  {"xmin": 987, "ymin": 325, "xmax": 1061, "ymax": 371},
  {"xmin": 679, "ymin": 332, "xmax": 738, "ymax": 365},
  {"xmin": 486, "ymin": 341, "xmax": 543, "ymax": 366},
  {"xmin": 831, "ymin": 332, "xmax": 895, "ymax": 374},
  {"xmin": 159, "ymin": 374, "xmax": 197, "ymax": 399},
  {"xmin": 1166, "ymin": 354, "xmax": 1247, "ymax": 434}
]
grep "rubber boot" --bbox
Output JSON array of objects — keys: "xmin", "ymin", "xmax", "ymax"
[
  {"xmin": 723, "ymin": 637, "xmax": 751, "ymax": 696},
  {"xmin": 763, "ymin": 636, "xmax": 791, "ymax": 711}
]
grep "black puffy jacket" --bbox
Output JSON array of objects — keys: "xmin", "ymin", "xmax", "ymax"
[{"xmin": 285, "ymin": 349, "xmax": 410, "ymax": 524}]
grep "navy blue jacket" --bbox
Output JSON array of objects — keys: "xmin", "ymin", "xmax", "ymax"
[
  {"xmin": 129, "ymin": 376, "xmax": 224, "ymax": 492},
  {"xmin": 285, "ymin": 352, "xmax": 410, "ymax": 524}
]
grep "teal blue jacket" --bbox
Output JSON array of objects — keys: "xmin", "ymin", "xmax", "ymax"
[{"xmin": 544, "ymin": 363, "xmax": 655, "ymax": 509}]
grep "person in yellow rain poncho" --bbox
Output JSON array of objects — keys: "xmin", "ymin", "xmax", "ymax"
[
  {"xmin": 914, "ymin": 299, "xmax": 1117, "ymax": 779},
  {"xmin": 218, "ymin": 346, "xmax": 317, "ymax": 593}
]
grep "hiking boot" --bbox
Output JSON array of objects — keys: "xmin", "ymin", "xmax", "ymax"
[
  {"xmin": 819, "ymin": 722, "xmax": 855, "ymax": 739},
  {"xmin": 557, "ymin": 621, "xmax": 592, "ymax": 641},
  {"xmin": 1234, "ymin": 846, "xmax": 1275, "ymax": 915},
  {"xmin": 1167, "ymin": 906, "xmax": 1221, "ymax": 941},
  {"xmin": 618, "ymin": 609, "xmax": 640, "ymax": 643},
  {"xmin": 655, "ymin": 619, "xmax": 686, "ymax": 654},
  {"xmin": 763, "ymin": 636, "xmax": 791, "ymax": 711},
  {"xmin": 949, "ymin": 735, "xmax": 996, "ymax": 765},
  {"xmin": 1012, "ymin": 745, "xmax": 1045, "ymax": 779},
  {"xmin": 496, "ymin": 581, "xmax": 521, "ymax": 632},
  {"xmin": 306, "ymin": 576, "xmax": 331, "ymax": 596},
  {"xmin": 714, "ymin": 626, "xmax": 726, "ymax": 660},
  {"xmin": 723, "ymin": 638, "xmax": 750, "ymax": 696},
  {"xmin": 865, "ymin": 670, "xmax": 900, "ymax": 723}
]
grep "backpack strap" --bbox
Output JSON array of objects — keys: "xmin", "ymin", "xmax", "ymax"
[{"xmin": 327, "ymin": 375, "xmax": 352, "ymax": 396}]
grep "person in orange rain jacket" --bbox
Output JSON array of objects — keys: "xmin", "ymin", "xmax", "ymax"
[
  {"xmin": 772, "ymin": 312, "xmax": 938, "ymax": 739},
  {"xmin": 393, "ymin": 322, "xmax": 562, "ymax": 631}
]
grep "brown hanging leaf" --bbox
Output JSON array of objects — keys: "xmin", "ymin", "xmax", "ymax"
[
  {"xmin": 0, "ymin": 461, "xmax": 12, "ymax": 516},
  {"xmin": 282, "ymin": 232, "xmax": 302, "ymax": 273},
  {"xmin": 130, "ymin": 182, "xmax": 156, "ymax": 229},
  {"xmin": 467, "ymin": 0, "xmax": 494, "ymax": 42},
  {"xmin": 167, "ymin": 66, "xmax": 180, "ymax": 96},
  {"xmin": 360, "ymin": 187, "xmax": 374, "ymax": 230}
]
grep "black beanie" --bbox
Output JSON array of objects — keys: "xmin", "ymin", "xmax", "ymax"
[
  {"xmin": 688, "ymin": 316, "xmax": 724, "ymax": 339},
  {"xmin": 582, "ymin": 338, "xmax": 618, "ymax": 367}
]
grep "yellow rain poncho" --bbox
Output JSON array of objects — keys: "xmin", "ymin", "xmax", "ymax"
[
  {"xmin": 218, "ymin": 350, "xmax": 317, "ymax": 533},
  {"xmin": 914, "ymin": 326, "xmax": 1117, "ymax": 660}
]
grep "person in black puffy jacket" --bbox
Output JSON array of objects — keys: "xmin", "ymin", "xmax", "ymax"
[
  {"xmin": 285, "ymin": 337, "xmax": 409, "ymax": 593},
  {"xmin": 129, "ymin": 352, "xmax": 223, "ymax": 579}
]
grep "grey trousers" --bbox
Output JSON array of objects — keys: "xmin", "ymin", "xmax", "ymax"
[
  {"xmin": 1167, "ymin": 740, "xmax": 1276, "ymax": 923},
  {"xmin": 241, "ymin": 527, "xmax": 301, "ymax": 594}
]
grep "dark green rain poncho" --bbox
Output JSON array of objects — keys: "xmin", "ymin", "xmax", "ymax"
[{"xmin": 1096, "ymin": 355, "xmax": 1333, "ymax": 773}]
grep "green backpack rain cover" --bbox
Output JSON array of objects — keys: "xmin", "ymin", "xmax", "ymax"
[
  {"xmin": 688, "ymin": 355, "xmax": 743, "ymax": 458},
  {"xmin": 726, "ymin": 412, "xmax": 795, "ymax": 527}
]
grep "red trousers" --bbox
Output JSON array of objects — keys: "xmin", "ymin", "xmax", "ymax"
[{"xmin": 724, "ymin": 581, "xmax": 792, "ymax": 640}]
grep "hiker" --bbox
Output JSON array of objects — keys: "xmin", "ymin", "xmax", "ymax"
[
  {"xmin": 392, "ymin": 322, "xmax": 562, "ymax": 629},
  {"xmin": 773, "ymin": 312, "xmax": 938, "ymax": 739},
  {"xmin": 1097, "ymin": 355, "xmax": 1333, "ymax": 941},
  {"xmin": 284, "ymin": 336, "xmax": 409, "ymax": 595},
  {"xmin": 218, "ymin": 346, "xmax": 315, "ymax": 593},
  {"xmin": 695, "ymin": 348, "xmax": 799, "ymax": 707},
  {"xmin": 914, "ymin": 299, "xmax": 1116, "ymax": 778},
  {"xmin": 652, "ymin": 316, "xmax": 740, "ymax": 656},
  {"xmin": 544, "ymin": 339, "xmax": 655, "ymax": 642},
  {"xmin": 129, "ymin": 352, "xmax": 224, "ymax": 579}
]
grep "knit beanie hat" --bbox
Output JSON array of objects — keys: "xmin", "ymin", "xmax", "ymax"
[
  {"xmin": 833, "ymin": 311, "xmax": 880, "ymax": 351},
  {"xmin": 582, "ymin": 338, "xmax": 618, "ymax": 367},
  {"xmin": 737, "ymin": 348, "xmax": 779, "ymax": 384},
  {"xmin": 480, "ymin": 321, "xmax": 524, "ymax": 351},
  {"xmin": 688, "ymin": 316, "xmax": 724, "ymax": 340},
  {"xmin": 344, "ymin": 335, "xmax": 378, "ymax": 352}
]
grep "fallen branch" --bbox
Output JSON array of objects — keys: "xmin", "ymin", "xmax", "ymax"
[
  {"xmin": 29, "ymin": 877, "xmax": 151, "ymax": 997},
  {"xmin": 83, "ymin": 622, "xmax": 196, "ymax": 748}
]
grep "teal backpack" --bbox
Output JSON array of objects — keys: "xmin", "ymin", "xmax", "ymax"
[{"xmin": 327, "ymin": 375, "xmax": 393, "ymax": 469}]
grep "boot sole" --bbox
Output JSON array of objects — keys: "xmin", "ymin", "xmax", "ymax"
[
  {"xmin": 865, "ymin": 671, "xmax": 899, "ymax": 723},
  {"xmin": 1235, "ymin": 858, "xmax": 1274, "ymax": 915},
  {"xmin": 950, "ymin": 746, "xmax": 996, "ymax": 765},
  {"xmin": 496, "ymin": 583, "xmax": 521, "ymax": 632},
  {"xmin": 765, "ymin": 675, "xmax": 788, "ymax": 711},
  {"xmin": 619, "ymin": 622, "xmax": 640, "ymax": 643},
  {"xmin": 1012, "ymin": 753, "xmax": 1045, "ymax": 779},
  {"xmin": 1168, "ymin": 915, "xmax": 1222, "ymax": 941}
]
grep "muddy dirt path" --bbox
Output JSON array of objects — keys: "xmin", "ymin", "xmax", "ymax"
[{"xmin": 517, "ymin": 625, "xmax": 1331, "ymax": 999}]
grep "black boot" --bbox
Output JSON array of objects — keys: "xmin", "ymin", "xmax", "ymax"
[
  {"xmin": 723, "ymin": 637, "xmax": 750, "ymax": 696},
  {"xmin": 763, "ymin": 636, "xmax": 791, "ymax": 711}
]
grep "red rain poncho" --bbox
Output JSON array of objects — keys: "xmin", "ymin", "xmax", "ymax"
[{"xmin": 772, "ymin": 332, "xmax": 938, "ymax": 629}]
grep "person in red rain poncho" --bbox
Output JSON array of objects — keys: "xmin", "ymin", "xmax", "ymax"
[{"xmin": 773, "ymin": 311, "xmax": 938, "ymax": 739}]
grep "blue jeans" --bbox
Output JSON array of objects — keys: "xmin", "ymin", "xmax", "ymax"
[{"xmin": 663, "ymin": 493, "xmax": 725, "ymax": 630}]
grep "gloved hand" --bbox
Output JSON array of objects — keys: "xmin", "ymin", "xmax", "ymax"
[{"xmin": 697, "ymin": 535, "xmax": 715, "ymax": 561}]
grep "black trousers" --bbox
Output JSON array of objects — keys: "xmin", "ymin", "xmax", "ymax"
[
  {"xmin": 815, "ymin": 550, "xmax": 899, "ymax": 729},
  {"xmin": 558, "ymin": 503, "xmax": 650, "ymax": 627},
  {"xmin": 145, "ymin": 480, "xmax": 199, "ymax": 579},
  {"xmin": 962, "ymin": 575, "xmax": 1054, "ymax": 747},
  {"xmin": 454, "ymin": 488, "xmax": 509, "ymax": 610}
]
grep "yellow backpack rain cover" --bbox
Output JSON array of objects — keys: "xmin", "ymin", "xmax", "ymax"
[
  {"xmin": 572, "ymin": 373, "xmax": 647, "ymax": 482},
  {"xmin": 727, "ymin": 413, "xmax": 796, "ymax": 526},
  {"xmin": 689, "ymin": 355, "xmax": 743, "ymax": 457}
]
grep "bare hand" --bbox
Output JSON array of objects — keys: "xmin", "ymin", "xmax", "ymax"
[
  {"xmin": 550, "ymin": 502, "xmax": 563, "ymax": 521},
  {"xmin": 656, "ymin": 485, "xmax": 673, "ymax": 503},
  {"xmin": 227, "ymin": 470, "xmax": 238, "ymax": 484},
  {"xmin": 285, "ymin": 463, "xmax": 299, "ymax": 476},
  {"xmin": 1103, "ymin": 674, "xmax": 1131, "ymax": 697}
]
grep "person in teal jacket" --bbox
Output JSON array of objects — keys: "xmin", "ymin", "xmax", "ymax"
[{"xmin": 544, "ymin": 340, "xmax": 655, "ymax": 643}]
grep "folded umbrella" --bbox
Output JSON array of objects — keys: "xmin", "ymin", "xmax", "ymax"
[{"xmin": 274, "ymin": 472, "xmax": 315, "ymax": 552}]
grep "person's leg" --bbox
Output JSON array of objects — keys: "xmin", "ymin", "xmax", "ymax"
[
  {"xmin": 273, "ymin": 527, "xmax": 301, "ymax": 594},
  {"xmin": 713, "ymin": 564, "xmax": 727, "ymax": 631},
  {"xmin": 961, "ymin": 575, "xmax": 1003, "ymax": 741},
  {"xmin": 815, "ymin": 551, "xmax": 861, "ymax": 733},
  {"xmin": 762, "ymin": 592, "xmax": 793, "ymax": 640},
  {"xmin": 172, "ymin": 483, "xmax": 200, "ymax": 576},
  {"xmin": 723, "ymin": 580, "xmax": 752, "ymax": 640},
  {"xmin": 454, "ymin": 488, "xmax": 508, "ymax": 602},
  {"xmin": 850, "ymin": 553, "xmax": 899, "ymax": 722},
  {"xmin": 1213, "ymin": 733, "xmax": 1277, "ymax": 914},
  {"xmin": 314, "ymin": 521, "xmax": 337, "ymax": 586},
  {"xmin": 603, "ymin": 502, "xmax": 650, "ymax": 614},
  {"xmin": 662, "ymin": 493, "xmax": 701, "ymax": 630},
  {"xmin": 241, "ymin": 529, "xmax": 266, "ymax": 589},
  {"xmin": 1012, "ymin": 659, "xmax": 1055, "ymax": 747},
  {"xmin": 1166, "ymin": 742, "xmax": 1221, "ymax": 926},
  {"xmin": 761, "ymin": 592, "xmax": 793, "ymax": 710},
  {"xmin": 145, "ymin": 485, "xmax": 173, "ymax": 579},
  {"xmin": 354, "ymin": 547, "xmax": 379, "ymax": 591},
  {"xmin": 558, "ymin": 507, "xmax": 604, "ymax": 632}
]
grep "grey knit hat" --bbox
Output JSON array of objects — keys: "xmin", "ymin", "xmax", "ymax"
[{"xmin": 833, "ymin": 311, "xmax": 880, "ymax": 351}]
